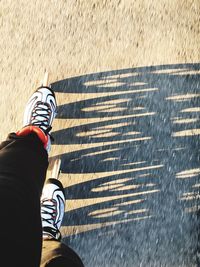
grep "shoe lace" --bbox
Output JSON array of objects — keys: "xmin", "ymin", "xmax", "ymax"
[
  {"xmin": 31, "ymin": 101, "xmax": 52, "ymax": 134},
  {"xmin": 41, "ymin": 199, "xmax": 58, "ymax": 228}
]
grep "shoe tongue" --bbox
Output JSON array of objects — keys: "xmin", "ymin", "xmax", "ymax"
[
  {"xmin": 38, "ymin": 103, "xmax": 49, "ymax": 109},
  {"xmin": 36, "ymin": 110, "xmax": 48, "ymax": 115},
  {"xmin": 41, "ymin": 201, "xmax": 56, "ymax": 224}
]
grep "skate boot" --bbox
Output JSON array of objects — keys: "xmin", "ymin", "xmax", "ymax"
[
  {"xmin": 41, "ymin": 178, "xmax": 66, "ymax": 240},
  {"xmin": 22, "ymin": 86, "xmax": 57, "ymax": 133},
  {"xmin": 17, "ymin": 79, "xmax": 57, "ymax": 152}
]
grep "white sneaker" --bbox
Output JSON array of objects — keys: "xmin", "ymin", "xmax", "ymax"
[
  {"xmin": 41, "ymin": 178, "xmax": 65, "ymax": 240},
  {"xmin": 23, "ymin": 86, "xmax": 57, "ymax": 134}
]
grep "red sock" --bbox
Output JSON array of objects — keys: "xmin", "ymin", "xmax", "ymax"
[{"xmin": 16, "ymin": 126, "xmax": 48, "ymax": 149}]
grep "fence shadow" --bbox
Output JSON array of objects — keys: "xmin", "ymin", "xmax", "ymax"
[{"xmin": 51, "ymin": 63, "xmax": 200, "ymax": 267}]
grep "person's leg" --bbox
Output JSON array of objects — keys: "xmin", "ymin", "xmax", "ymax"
[
  {"xmin": 40, "ymin": 179, "xmax": 84, "ymax": 267},
  {"xmin": 0, "ymin": 132, "xmax": 48, "ymax": 267},
  {"xmin": 0, "ymin": 85, "xmax": 57, "ymax": 266}
]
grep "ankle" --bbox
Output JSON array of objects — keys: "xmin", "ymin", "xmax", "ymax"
[{"xmin": 16, "ymin": 126, "xmax": 49, "ymax": 149}]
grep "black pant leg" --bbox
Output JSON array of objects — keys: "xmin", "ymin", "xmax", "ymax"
[{"xmin": 0, "ymin": 132, "xmax": 48, "ymax": 267}]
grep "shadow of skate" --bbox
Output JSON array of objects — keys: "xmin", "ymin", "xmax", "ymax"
[{"xmin": 51, "ymin": 63, "xmax": 200, "ymax": 267}]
